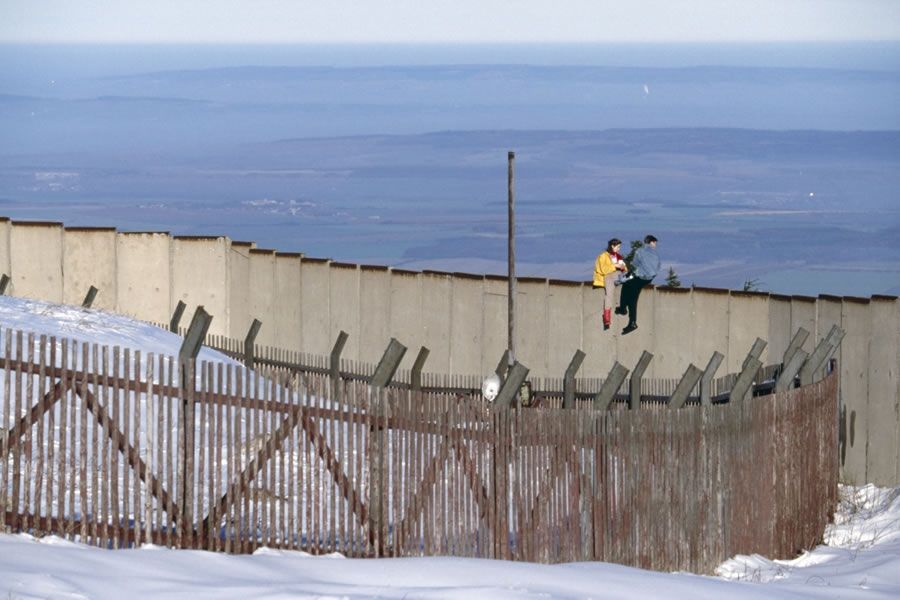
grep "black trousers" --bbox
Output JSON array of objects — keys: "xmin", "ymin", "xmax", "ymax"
[{"xmin": 619, "ymin": 277, "xmax": 651, "ymax": 326}]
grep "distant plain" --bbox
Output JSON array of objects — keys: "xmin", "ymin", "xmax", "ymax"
[{"xmin": 1, "ymin": 43, "xmax": 898, "ymax": 295}]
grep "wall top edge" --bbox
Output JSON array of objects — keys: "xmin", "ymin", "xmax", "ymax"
[
  {"xmin": 485, "ymin": 274, "xmax": 507, "ymax": 282},
  {"xmin": 330, "ymin": 261, "xmax": 358, "ymax": 270},
  {"xmin": 11, "ymin": 220, "xmax": 63, "ymax": 228},
  {"xmin": 872, "ymin": 294, "xmax": 899, "ymax": 302},
  {"xmin": 65, "ymin": 226, "xmax": 116, "ymax": 232},
  {"xmin": 301, "ymin": 257, "xmax": 330, "ymax": 265},
  {"xmin": 361, "ymin": 264, "xmax": 389, "ymax": 272},
  {"xmin": 770, "ymin": 293, "xmax": 792, "ymax": 302},
  {"xmin": 518, "ymin": 276, "xmax": 548, "ymax": 284},
  {"xmin": 249, "ymin": 248, "xmax": 276, "ymax": 255},
  {"xmin": 231, "ymin": 241, "xmax": 254, "ymax": 247},
  {"xmin": 275, "ymin": 252, "xmax": 303, "ymax": 259},
  {"xmin": 819, "ymin": 294, "xmax": 843, "ymax": 302},
  {"xmin": 691, "ymin": 286, "xmax": 729, "ymax": 295},
  {"xmin": 453, "ymin": 271, "xmax": 484, "ymax": 281},
  {"xmin": 0, "ymin": 216, "xmax": 8, "ymax": 222},
  {"xmin": 391, "ymin": 268, "xmax": 419, "ymax": 276},
  {"xmin": 423, "ymin": 269, "xmax": 453, "ymax": 277},
  {"xmin": 549, "ymin": 278, "xmax": 582, "ymax": 287},
  {"xmin": 173, "ymin": 235, "xmax": 226, "ymax": 242},
  {"xmin": 730, "ymin": 290, "xmax": 770, "ymax": 299},
  {"xmin": 843, "ymin": 296, "xmax": 871, "ymax": 305},
  {"xmin": 120, "ymin": 231, "xmax": 170, "ymax": 236},
  {"xmin": 657, "ymin": 286, "xmax": 691, "ymax": 294},
  {"xmin": 791, "ymin": 294, "xmax": 817, "ymax": 302}
]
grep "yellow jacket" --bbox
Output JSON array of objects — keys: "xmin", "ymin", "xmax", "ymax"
[{"xmin": 593, "ymin": 251, "xmax": 621, "ymax": 287}]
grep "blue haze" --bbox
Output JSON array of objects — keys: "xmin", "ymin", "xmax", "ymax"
[{"xmin": 1, "ymin": 43, "xmax": 899, "ymax": 295}]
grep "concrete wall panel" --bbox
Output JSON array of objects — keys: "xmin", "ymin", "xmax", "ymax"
[
  {"xmin": 329, "ymin": 263, "xmax": 360, "ymax": 362},
  {"xmin": 692, "ymin": 288, "xmax": 730, "ymax": 376},
  {"xmin": 547, "ymin": 280, "xmax": 585, "ymax": 378},
  {"xmin": 299, "ymin": 259, "xmax": 331, "ymax": 358},
  {"xmin": 867, "ymin": 297, "xmax": 899, "ymax": 485},
  {"xmin": 421, "ymin": 272, "xmax": 452, "ymax": 374},
  {"xmin": 248, "ymin": 250, "xmax": 277, "ymax": 347},
  {"xmin": 449, "ymin": 274, "xmax": 484, "ymax": 375},
  {"xmin": 116, "ymin": 232, "xmax": 171, "ymax": 324},
  {"xmin": 389, "ymin": 270, "xmax": 423, "ymax": 371},
  {"xmin": 0, "ymin": 218, "xmax": 10, "ymax": 280},
  {"xmin": 481, "ymin": 277, "xmax": 508, "ymax": 375},
  {"xmin": 840, "ymin": 298, "xmax": 872, "ymax": 485},
  {"xmin": 767, "ymin": 294, "xmax": 792, "ymax": 363},
  {"xmin": 790, "ymin": 296, "xmax": 818, "ymax": 357},
  {"xmin": 171, "ymin": 236, "xmax": 230, "ymax": 336},
  {"xmin": 359, "ymin": 265, "xmax": 392, "ymax": 364},
  {"xmin": 228, "ymin": 242, "xmax": 253, "ymax": 344},
  {"xmin": 652, "ymin": 287, "xmax": 693, "ymax": 377},
  {"xmin": 727, "ymin": 292, "xmax": 771, "ymax": 374},
  {"xmin": 10, "ymin": 221, "xmax": 64, "ymax": 302},
  {"xmin": 515, "ymin": 279, "xmax": 549, "ymax": 376},
  {"xmin": 273, "ymin": 253, "xmax": 302, "ymax": 352},
  {"xmin": 63, "ymin": 227, "xmax": 118, "ymax": 310}
]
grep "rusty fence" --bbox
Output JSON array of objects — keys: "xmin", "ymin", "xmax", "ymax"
[{"xmin": 1, "ymin": 328, "xmax": 838, "ymax": 573}]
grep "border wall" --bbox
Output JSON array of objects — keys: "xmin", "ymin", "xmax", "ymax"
[{"xmin": 0, "ymin": 216, "xmax": 898, "ymax": 486}]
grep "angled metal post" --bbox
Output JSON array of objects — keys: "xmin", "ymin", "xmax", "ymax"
[
  {"xmin": 594, "ymin": 362, "xmax": 629, "ymax": 411},
  {"xmin": 370, "ymin": 338, "xmax": 408, "ymax": 389},
  {"xmin": 629, "ymin": 351, "xmax": 653, "ymax": 410},
  {"xmin": 741, "ymin": 338, "xmax": 767, "ymax": 400},
  {"xmin": 169, "ymin": 300, "xmax": 187, "ymax": 334},
  {"xmin": 81, "ymin": 285, "xmax": 99, "ymax": 308},
  {"xmin": 330, "ymin": 330, "xmax": 349, "ymax": 382},
  {"xmin": 800, "ymin": 325, "xmax": 845, "ymax": 386},
  {"xmin": 729, "ymin": 356, "xmax": 762, "ymax": 403},
  {"xmin": 0, "ymin": 273, "xmax": 9, "ymax": 295},
  {"xmin": 699, "ymin": 351, "xmax": 724, "ymax": 406},
  {"xmin": 243, "ymin": 318, "xmax": 262, "ymax": 369},
  {"xmin": 495, "ymin": 361, "xmax": 529, "ymax": 409},
  {"xmin": 669, "ymin": 364, "xmax": 704, "ymax": 409},
  {"xmin": 178, "ymin": 306, "xmax": 212, "ymax": 378},
  {"xmin": 563, "ymin": 349, "xmax": 586, "ymax": 409},
  {"xmin": 775, "ymin": 348, "xmax": 809, "ymax": 393},
  {"xmin": 782, "ymin": 327, "xmax": 810, "ymax": 369},
  {"xmin": 495, "ymin": 349, "xmax": 510, "ymax": 380},
  {"xmin": 410, "ymin": 346, "xmax": 430, "ymax": 391}
]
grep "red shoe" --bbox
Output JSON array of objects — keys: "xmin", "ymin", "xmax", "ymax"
[{"xmin": 603, "ymin": 308, "xmax": 611, "ymax": 330}]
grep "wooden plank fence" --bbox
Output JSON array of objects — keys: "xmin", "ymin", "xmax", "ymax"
[{"xmin": 1, "ymin": 327, "xmax": 839, "ymax": 573}]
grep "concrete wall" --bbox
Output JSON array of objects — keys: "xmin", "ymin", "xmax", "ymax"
[
  {"xmin": 64, "ymin": 227, "xmax": 118, "ymax": 310},
  {"xmin": 2, "ymin": 215, "xmax": 899, "ymax": 485}
]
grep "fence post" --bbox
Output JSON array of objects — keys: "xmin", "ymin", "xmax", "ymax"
[
  {"xmin": 329, "ymin": 330, "xmax": 349, "ymax": 382},
  {"xmin": 729, "ymin": 356, "xmax": 762, "ymax": 403},
  {"xmin": 81, "ymin": 285, "xmax": 99, "ymax": 308},
  {"xmin": 495, "ymin": 349, "xmax": 510, "ymax": 380},
  {"xmin": 169, "ymin": 300, "xmax": 187, "ymax": 334},
  {"xmin": 370, "ymin": 338, "xmax": 408, "ymax": 388},
  {"xmin": 699, "ymin": 351, "xmax": 724, "ymax": 406},
  {"xmin": 563, "ymin": 349, "xmax": 586, "ymax": 409},
  {"xmin": 668, "ymin": 364, "xmax": 703, "ymax": 409},
  {"xmin": 496, "ymin": 361, "xmax": 530, "ymax": 409},
  {"xmin": 0, "ymin": 273, "xmax": 9, "ymax": 295},
  {"xmin": 243, "ymin": 318, "xmax": 262, "ymax": 369},
  {"xmin": 782, "ymin": 327, "xmax": 810, "ymax": 369},
  {"xmin": 740, "ymin": 338, "xmax": 767, "ymax": 400},
  {"xmin": 775, "ymin": 348, "xmax": 809, "ymax": 393},
  {"xmin": 629, "ymin": 351, "xmax": 653, "ymax": 410},
  {"xmin": 177, "ymin": 306, "xmax": 212, "ymax": 548},
  {"xmin": 799, "ymin": 325, "xmax": 845, "ymax": 386},
  {"xmin": 594, "ymin": 362, "xmax": 629, "ymax": 410},
  {"xmin": 410, "ymin": 346, "xmax": 430, "ymax": 391}
]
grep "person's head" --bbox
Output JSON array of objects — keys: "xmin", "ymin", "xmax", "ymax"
[
  {"xmin": 644, "ymin": 235, "xmax": 658, "ymax": 247},
  {"xmin": 607, "ymin": 238, "xmax": 622, "ymax": 253}
]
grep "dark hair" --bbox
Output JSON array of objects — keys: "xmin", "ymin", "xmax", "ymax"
[
  {"xmin": 644, "ymin": 235, "xmax": 658, "ymax": 244},
  {"xmin": 607, "ymin": 238, "xmax": 622, "ymax": 252}
]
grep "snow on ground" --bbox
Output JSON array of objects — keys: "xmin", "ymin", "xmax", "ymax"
[{"xmin": 1, "ymin": 295, "xmax": 900, "ymax": 599}]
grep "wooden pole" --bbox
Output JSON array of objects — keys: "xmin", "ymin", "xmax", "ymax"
[{"xmin": 508, "ymin": 150, "xmax": 516, "ymax": 368}]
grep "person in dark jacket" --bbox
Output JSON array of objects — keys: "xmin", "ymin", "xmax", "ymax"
[{"xmin": 616, "ymin": 235, "xmax": 660, "ymax": 335}]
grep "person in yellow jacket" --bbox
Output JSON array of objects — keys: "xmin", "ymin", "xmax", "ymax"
[{"xmin": 593, "ymin": 238, "xmax": 628, "ymax": 330}]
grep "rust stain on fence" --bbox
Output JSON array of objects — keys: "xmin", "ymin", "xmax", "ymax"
[{"xmin": 1, "ymin": 328, "xmax": 839, "ymax": 573}]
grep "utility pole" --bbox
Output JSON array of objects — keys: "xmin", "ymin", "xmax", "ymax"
[{"xmin": 508, "ymin": 151, "xmax": 516, "ymax": 368}]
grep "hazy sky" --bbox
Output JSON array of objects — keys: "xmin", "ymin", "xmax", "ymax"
[{"xmin": 2, "ymin": 0, "xmax": 899, "ymax": 44}]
